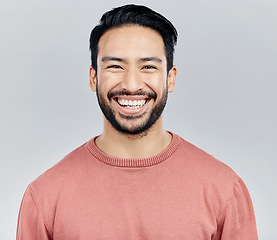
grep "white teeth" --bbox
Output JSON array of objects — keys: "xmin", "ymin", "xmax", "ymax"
[{"xmin": 117, "ymin": 99, "xmax": 147, "ymax": 108}]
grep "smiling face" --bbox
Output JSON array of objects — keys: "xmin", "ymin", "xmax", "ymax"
[{"xmin": 90, "ymin": 25, "xmax": 176, "ymax": 135}]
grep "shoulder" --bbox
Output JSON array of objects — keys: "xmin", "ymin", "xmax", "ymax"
[
  {"xmin": 173, "ymin": 134, "xmax": 254, "ymax": 219},
  {"xmin": 171, "ymin": 134, "xmax": 241, "ymax": 204},
  {"xmin": 174, "ymin": 135, "xmax": 238, "ymax": 181},
  {"xmin": 30, "ymin": 141, "xmax": 92, "ymax": 192}
]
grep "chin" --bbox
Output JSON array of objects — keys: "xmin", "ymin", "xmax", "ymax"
[{"xmin": 112, "ymin": 115, "xmax": 159, "ymax": 135}]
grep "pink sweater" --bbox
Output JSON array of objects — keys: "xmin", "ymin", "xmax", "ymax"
[{"xmin": 17, "ymin": 133, "xmax": 258, "ymax": 239}]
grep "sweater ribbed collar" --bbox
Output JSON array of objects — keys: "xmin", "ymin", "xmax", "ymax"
[{"xmin": 86, "ymin": 132, "xmax": 180, "ymax": 168}]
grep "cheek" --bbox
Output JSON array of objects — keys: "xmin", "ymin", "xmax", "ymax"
[
  {"xmin": 98, "ymin": 72, "xmax": 122, "ymax": 90},
  {"xmin": 96, "ymin": 80, "xmax": 109, "ymax": 99},
  {"xmin": 145, "ymin": 74, "xmax": 167, "ymax": 95},
  {"xmin": 97, "ymin": 76, "xmax": 114, "ymax": 94}
]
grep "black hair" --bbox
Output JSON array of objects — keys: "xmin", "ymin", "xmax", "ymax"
[{"xmin": 89, "ymin": 4, "xmax": 178, "ymax": 73}]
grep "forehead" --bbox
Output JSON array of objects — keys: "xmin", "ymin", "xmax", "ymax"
[{"xmin": 97, "ymin": 25, "xmax": 166, "ymax": 60}]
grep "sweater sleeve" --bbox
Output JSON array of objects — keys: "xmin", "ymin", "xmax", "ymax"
[
  {"xmin": 214, "ymin": 177, "xmax": 258, "ymax": 240},
  {"xmin": 17, "ymin": 185, "xmax": 51, "ymax": 240}
]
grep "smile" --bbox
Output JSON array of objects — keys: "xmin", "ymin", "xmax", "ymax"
[
  {"xmin": 117, "ymin": 98, "xmax": 147, "ymax": 109},
  {"xmin": 112, "ymin": 95, "xmax": 150, "ymax": 115}
]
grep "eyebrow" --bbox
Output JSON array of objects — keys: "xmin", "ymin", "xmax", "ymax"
[
  {"xmin": 101, "ymin": 56, "xmax": 163, "ymax": 63},
  {"xmin": 101, "ymin": 56, "xmax": 127, "ymax": 63},
  {"xmin": 139, "ymin": 57, "xmax": 163, "ymax": 63}
]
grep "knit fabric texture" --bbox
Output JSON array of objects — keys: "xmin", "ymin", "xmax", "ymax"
[{"xmin": 17, "ymin": 133, "xmax": 258, "ymax": 239}]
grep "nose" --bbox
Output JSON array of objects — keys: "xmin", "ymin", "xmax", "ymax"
[{"xmin": 120, "ymin": 68, "xmax": 144, "ymax": 93}]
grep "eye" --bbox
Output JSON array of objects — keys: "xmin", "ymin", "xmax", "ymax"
[
  {"xmin": 106, "ymin": 65, "xmax": 123, "ymax": 69},
  {"xmin": 142, "ymin": 65, "xmax": 157, "ymax": 70}
]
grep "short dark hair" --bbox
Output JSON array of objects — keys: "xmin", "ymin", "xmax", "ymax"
[{"xmin": 89, "ymin": 4, "xmax": 178, "ymax": 73}]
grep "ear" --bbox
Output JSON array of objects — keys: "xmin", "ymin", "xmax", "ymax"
[
  {"xmin": 167, "ymin": 65, "xmax": 177, "ymax": 93},
  {"xmin": 89, "ymin": 66, "xmax": 97, "ymax": 92}
]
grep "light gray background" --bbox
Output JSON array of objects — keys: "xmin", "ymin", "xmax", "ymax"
[{"xmin": 0, "ymin": 0, "xmax": 276, "ymax": 239}]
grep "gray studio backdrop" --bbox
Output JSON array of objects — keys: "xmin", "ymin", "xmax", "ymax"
[{"xmin": 0, "ymin": 0, "xmax": 276, "ymax": 239}]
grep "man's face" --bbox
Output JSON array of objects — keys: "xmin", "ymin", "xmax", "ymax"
[{"xmin": 90, "ymin": 25, "xmax": 176, "ymax": 135}]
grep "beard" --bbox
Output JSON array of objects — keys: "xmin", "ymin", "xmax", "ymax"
[{"xmin": 96, "ymin": 86, "xmax": 168, "ymax": 135}]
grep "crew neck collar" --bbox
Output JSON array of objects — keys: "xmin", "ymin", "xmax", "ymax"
[{"xmin": 86, "ymin": 132, "xmax": 180, "ymax": 168}]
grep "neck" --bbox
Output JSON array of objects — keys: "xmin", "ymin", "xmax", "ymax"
[{"xmin": 95, "ymin": 117, "xmax": 172, "ymax": 159}]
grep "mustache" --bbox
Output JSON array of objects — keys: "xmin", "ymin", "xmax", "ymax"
[{"xmin": 108, "ymin": 89, "xmax": 156, "ymax": 100}]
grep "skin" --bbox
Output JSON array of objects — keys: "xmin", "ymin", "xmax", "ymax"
[{"xmin": 89, "ymin": 25, "xmax": 177, "ymax": 159}]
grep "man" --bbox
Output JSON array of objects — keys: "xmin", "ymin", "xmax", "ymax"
[{"xmin": 17, "ymin": 4, "xmax": 258, "ymax": 239}]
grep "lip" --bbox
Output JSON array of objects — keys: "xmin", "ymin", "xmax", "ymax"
[{"xmin": 112, "ymin": 95, "xmax": 150, "ymax": 115}]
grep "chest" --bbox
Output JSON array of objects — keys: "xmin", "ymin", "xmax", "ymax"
[{"xmin": 51, "ymin": 172, "xmax": 218, "ymax": 240}]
